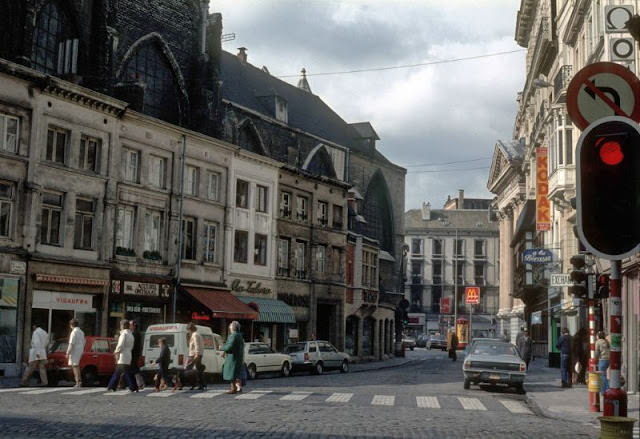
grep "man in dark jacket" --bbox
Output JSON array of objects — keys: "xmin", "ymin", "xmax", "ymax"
[
  {"xmin": 129, "ymin": 320, "xmax": 144, "ymax": 389},
  {"xmin": 154, "ymin": 337, "xmax": 170, "ymax": 391},
  {"xmin": 517, "ymin": 328, "xmax": 533, "ymax": 368},
  {"xmin": 556, "ymin": 327, "xmax": 572, "ymax": 388}
]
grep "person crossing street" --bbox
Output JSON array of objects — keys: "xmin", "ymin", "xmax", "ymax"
[
  {"xmin": 66, "ymin": 319, "xmax": 86, "ymax": 387},
  {"xmin": 21, "ymin": 323, "xmax": 49, "ymax": 387}
]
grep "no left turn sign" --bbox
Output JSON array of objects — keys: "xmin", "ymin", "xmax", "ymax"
[{"xmin": 566, "ymin": 62, "xmax": 640, "ymax": 130}]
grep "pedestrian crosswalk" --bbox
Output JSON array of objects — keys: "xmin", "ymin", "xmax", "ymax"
[{"xmin": 0, "ymin": 386, "xmax": 534, "ymax": 414}]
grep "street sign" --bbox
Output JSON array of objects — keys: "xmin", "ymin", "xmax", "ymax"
[
  {"xmin": 550, "ymin": 273, "xmax": 572, "ymax": 287},
  {"xmin": 523, "ymin": 248, "xmax": 553, "ymax": 264},
  {"xmin": 605, "ymin": 5, "xmax": 634, "ymax": 32},
  {"xmin": 531, "ymin": 311, "xmax": 543, "ymax": 325},
  {"xmin": 465, "ymin": 287, "xmax": 480, "ymax": 305},
  {"xmin": 566, "ymin": 62, "xmax": 640, "ymax": 130},
  {"xmin": 440, "ymin": 297, "xmax": 450, "ymax": 314}
]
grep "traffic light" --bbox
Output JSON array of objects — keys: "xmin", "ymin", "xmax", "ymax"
[
  {"xmin": 595, "ymin": 274, "xmax": 610, "ymax": 299},
  {"xmin": 402, "ymin": 311, "xmax": 409, "ymax": 328},
  {"xmin": 568, "ymin": 254, "xmax": 588, "ymax": 297},
  {"xmin": 576, "ymin": 116, "xmax": 640, "ymax": 258}
]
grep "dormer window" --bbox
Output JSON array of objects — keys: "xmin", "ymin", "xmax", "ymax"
[{"xmin": 275, "ymin": 96, "xmax": 288, "ymax": 123}]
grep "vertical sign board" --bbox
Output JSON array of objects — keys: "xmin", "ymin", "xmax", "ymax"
[
  {"xmin": 536, "ymin": 147, "xmax": 551, "ymax": 231},
  {"xmin": 440, "ymin": 297, "xmax": 450, "ymax": 314},
  {"xmin": 465, "ymin": 287, "xmax": 480, "ymax": 305}
]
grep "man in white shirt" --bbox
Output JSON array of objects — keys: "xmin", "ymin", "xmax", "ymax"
[
  {"xmin": 66, "ymin": 319, "xmax": 86, "ymax": 387},
  {"xmin": 21, "ymin": 323, "xmax": 49, "ymax": 386},
  {"xmin": 107, "ymin": 319, "xmax": 138, "ymax": 392}
]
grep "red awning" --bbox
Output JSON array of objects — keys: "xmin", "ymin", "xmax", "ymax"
[{"xmin": 183, "ymin": 288, "xmax": 258, "ymax": 320}]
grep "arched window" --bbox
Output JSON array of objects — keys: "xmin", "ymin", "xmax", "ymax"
[
  {"xmin": 362, "ymin": 172, "xmax": 394, "ymax": 252},
  {"xmin": 124, "ymin": 44, "xmax": 180, "ymax": 124},
  {"xmin": 237, "ymin": 122, "xmax": 265, "ymax": 155},
  {"xmin": 31, "ymin": 1, "xmax": 75, "ymax": 74},
  {"xmin": 306, "ymin": 146, "xmax": 337, "ymax": 179}
]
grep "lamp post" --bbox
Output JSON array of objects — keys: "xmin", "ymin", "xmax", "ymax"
[{"xmin": 453, "ymin": 227, "xmax": 458, "ymax": 335}]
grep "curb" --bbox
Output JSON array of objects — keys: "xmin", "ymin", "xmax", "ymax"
[
  {"xmin": 350, "ymin": 358, "xmax": 418, "ymax": 374},
  {"xmin": 524, "ymin": 386, "xmax": 601, "ymax": 428}
]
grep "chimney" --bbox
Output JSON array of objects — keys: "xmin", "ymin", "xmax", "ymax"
[
  {"xmin": 237, "ymin": 47, "xmax": 247, "ymax": 63},
  {"xmin": 458, "ymin": 189, "xmax": 464, "ymax": 209},
  {"xmin": 297, "ymin": 67, "xmax": 312, "ymax": 93},
  {"xmin": 421, "ymin": 202, "xmax": 431, "ymax": 220}
]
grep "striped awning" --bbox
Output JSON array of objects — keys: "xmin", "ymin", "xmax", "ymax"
[
  {"xmin": 238, "ymin": 296, "xmax": 296, "ymax": 324},
  {"xmin": 35, "ymin": 274, "xmax": 108, "ymax": 286}
]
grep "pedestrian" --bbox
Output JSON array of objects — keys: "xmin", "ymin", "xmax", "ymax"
[
  {"xmin": 515, "ymin": 325, "xmax": 525, "ymax": 347},
  {"xmin": 20, "ymin": 322, "xmax": 49, "ymax": 387},
  {"xmin": 153, "ymin": 337, "xmax": 170, "ymax": 391},
  {"xmin": 129, "ymin": 320, "xmax": 144, "ymax": 389},
  {"xmin": 187, "ymin": 322, "xmax": 205, "ymax": 390},
  {"xmin": 556, "ymin": 327, "xmax": 572, "ymax": 388},
  {"xmin": 502, "ymin": 330, "xmax": 510, "ymax": 343},
  {"xmin": 66, "ymin": 319, "xmax": 85, "ymax": 387},
  {"xmin": 517, "ymin": 328, "xmax": 533, "ymax": 369},
  {"xmin": 447, "ymin": 329, "xmax": 458, "ymax": 362},
  {"xmin": 594, "ymin": 331, "xmax": 610, "ymax": 402},
  {"xmin": 221, "ymin": 320, "xmax": 245, "ymax": 394},
  {"xmin": 107, "ymin": 319, "xmax": 138, "ymax": 392}
]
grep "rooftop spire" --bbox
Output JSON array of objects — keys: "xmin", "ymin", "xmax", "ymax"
[{"xmin": 297, "ymin": 67, "xmax": 311, "ymax": 93}]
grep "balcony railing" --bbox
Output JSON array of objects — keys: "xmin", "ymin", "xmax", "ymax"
[{"xmin": 553, "ymin": 65, "xmax": 572, "ymax": 102}]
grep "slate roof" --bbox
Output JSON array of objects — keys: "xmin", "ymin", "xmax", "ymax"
[
  {"xmin": 220, "ymin": 51, "xmax": 361, "ymax": 150},
  {"xmin": 405, "ymin": 208, "xmax": 499, "ymax": 232},
  {"xmin": 496, "ymin": 139, "xmax": 525, "ymax": 162}
]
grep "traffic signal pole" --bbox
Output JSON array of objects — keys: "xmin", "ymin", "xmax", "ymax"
[
  {"xmin": 588, "ymin": 297, "xmax": 599, "ymax": 412},
  {"xmin": 603, "ymin": 260, "xmax": 626, "ymax": 417}
]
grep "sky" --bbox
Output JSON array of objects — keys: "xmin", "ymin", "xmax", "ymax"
[{"xmin": 212, "ymin": 0, "xmax": 526, "ymax": 210}]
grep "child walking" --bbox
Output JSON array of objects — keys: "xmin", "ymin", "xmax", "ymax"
[{"xmin": 154, "ymin": 337, "xmax": 170, "ymax": 391}]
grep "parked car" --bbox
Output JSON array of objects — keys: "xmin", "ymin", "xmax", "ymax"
[
  {"xmin": 416, "ymin": 334, "xmax": 428, "ymax": 348},
  {"xmin": 244, "ymin": 342, "xmax": 292, "ymax": 379},
  {"xmin": 140, "ymin": 324, "xmax": 224, "ymax": 381},
  {"xmin": 402, "ymin": 335, "xmax": 416, "ymax": 351},
  {"xmin": 46, "ymin": 336, "xmax": 117, "ymax": 386},
  {"xmin": 462, "ymin": 339, "xmax": 527, "ymax": 393},
  {"xmin": 426, "ymin": 334, "xmax": 447, "ymax": 351},
  {"xmin": 285, "ymin": 340, "xmax": 349, "ymax": 375}
]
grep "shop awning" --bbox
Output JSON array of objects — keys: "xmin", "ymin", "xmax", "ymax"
[
  {"xmin": 238, "ymin": 296, "xmax": 296, "ymax": 324},
  {"xmin": 510, "ymin": 199, "xmax": 536, "ymax": 247},
  {"xmin": 183, "ymin": 288, "xmax": 258, "ymax": 320}
]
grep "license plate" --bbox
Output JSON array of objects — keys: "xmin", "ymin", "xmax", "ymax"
[{"xmin": 489, "ymin": 374, "xmax": 501, "ymax": 380}]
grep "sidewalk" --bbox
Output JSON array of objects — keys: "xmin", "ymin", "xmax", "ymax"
[
  {"xmin": 349, "ymin": 350, "xmax": 417, "ymax": 373},
  {"xmin": 525, "ymin": 359, "xmax": 639, "ymax": 435}
]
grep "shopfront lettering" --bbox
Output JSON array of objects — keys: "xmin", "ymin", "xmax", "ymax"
[
  {"xmin": 126, "ymin": 304, "xmax": 161, "ymax": 314},
  {"xmin": 231, "ymin": 279, "xmax": 272, "ymax": 295},
  {"xmin": 277, "ymin": 293, "xmax": 309, "ymax": 308},
  {"xmin": 123, "ymin": 281, "xmax": 160, "ymax": 297},
  {"xmin": 56, "ymin": 296, "xmax": 89, "ymax": 306}
]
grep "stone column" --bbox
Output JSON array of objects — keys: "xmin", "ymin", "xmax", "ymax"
[{"xmin": 504, "ymin": 209, "xmax": 514, "ymax": 311}]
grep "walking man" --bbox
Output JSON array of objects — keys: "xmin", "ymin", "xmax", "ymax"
[
  {"xmin": 187, "ymin": 323, "xmax": 205, "ymax": 390},
  {"xmin": 21, "ymin": 322, "xmax": 49, "ymax": 386},
  {"xmin": 129, "ymin": 320, "xmax": 144, "ymax": 389},
  {"xmin": 556, "ymin": 327, "xmax": 572, "ymax": 388},
  {"xmin": 66, "ymin": 319, "xmax": 86, "ymax": 387},
  {"xmin": 517, "ymin": 328, "xmax": 533, "ymax": 369},
  {"xmin": 107, "ymin": 319, "xmax": 138, "ymax": 392},
  {"xmin": 447, "ymin": 329, "xmax": 459, "ymax": 361}
]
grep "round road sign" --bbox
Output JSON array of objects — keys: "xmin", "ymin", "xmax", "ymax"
[{"xmin": 566, "ymin": 62, "xmax": 640, "ymax": 130}]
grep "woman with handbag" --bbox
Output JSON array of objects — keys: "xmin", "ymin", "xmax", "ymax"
[{"xmin": 220, "ymin": 321, "xmax": 245, "ymax": 394}]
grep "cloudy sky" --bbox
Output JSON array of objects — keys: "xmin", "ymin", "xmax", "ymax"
[{"xmin": 213, "ymin": 0, "xmax": 526, "ymax": 210}]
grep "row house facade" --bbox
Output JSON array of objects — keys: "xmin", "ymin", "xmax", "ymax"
[
  {"xmin": 404, "ymin": 192, "xmax": 500, "ymax": 339},
  {"xmin": 489, "ymin": 0, "xmax": 639, "ymax": 390}
]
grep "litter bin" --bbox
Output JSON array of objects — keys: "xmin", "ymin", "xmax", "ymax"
[
  {"xmin": 598, "ymin": 416, "xmax": 637, "ymax": 439},
  {"xmin": 588, "ymin": 371, "xmax": 602, "ymax": 393}
]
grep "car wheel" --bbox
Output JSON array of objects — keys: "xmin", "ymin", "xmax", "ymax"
[
  {"xmin": 463, "ymin": 378, "xmax": 471, "ymax": 390},
  {"xmin": 247, "ymin": 363, "xmax": 257, "ymax": 380},
  {"xmin": 340, "ymin": 360, "xmax": 349, "ymax": 373},
  {"xmin": 314, "ymin": 362, "xmax": 324, "ymax": 375},
  {"xmin": 81, "ymin": 366, "xmax": 97, "ymax": 386},
  {"xmin": 281, "ymin": 362, "xmax": 291, "ymax": 377}
]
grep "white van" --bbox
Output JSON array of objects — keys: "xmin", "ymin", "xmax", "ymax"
[{"xmin": 140, "ymin": 324, "xmax": 224, "ymax": 380}]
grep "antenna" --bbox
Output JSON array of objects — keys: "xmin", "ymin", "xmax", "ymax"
[{"xmin": 221, "ymin": 33, "xmax": 236, "ymax": 43}]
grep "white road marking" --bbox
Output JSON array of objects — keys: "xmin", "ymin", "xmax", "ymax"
[
  {"xmin": 371, "ymin": 395, "xmax": 395, "ymax": 406},
  {"xmin": 326, "ymin": 392, "xmax": 353, "ymax": 403},
  {"xmin": 147, "ymin": 390, "xmax": 180, "ymax": 397},
  {"xmin": 235, "ymin": 390, "xmax": 272, "ymax": 400},
  {"xmin": 457, "ymin": 397, "xmax": 487, "ymax": 410},
  {"xmin": 190, "ymin": 390, "xmax": 225, "ymax": 399},
  {"xmin": 416, "ymin": 396, "xmax": 440, "ymax": 408},
  {"xmin": 61, "ymin": 388, "xmax": 108, "ymax": 395},
  {"xmin": 103, "ymin": 390, "xmax": 131, "ymax": 396},
  {"xmin": 499, "ymin": 399, "xmax": 532, "ymax": 414},
  {"xmin": 280, "ymin": 391, "xmax": 312, "ymax": 401},
  {"xmin": 0, "ymin": 388, "xmax": 32, "ymax": 393},
  {"xmin": 20, "ymin": 387, "xmax": 70, "ymax": 395}
]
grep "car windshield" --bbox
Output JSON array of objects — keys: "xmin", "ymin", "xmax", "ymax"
[
  {"xmin": 472, "ymin": 342, "xmax": 517, "ymax": 356},
  {"xmin": 285, "ymin": 344, "xmax": 305, "ymax": 353}
]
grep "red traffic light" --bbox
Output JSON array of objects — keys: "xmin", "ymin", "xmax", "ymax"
[{"xmin": 597, "ymin": 139, "xmax": 624, "ymax": 165}]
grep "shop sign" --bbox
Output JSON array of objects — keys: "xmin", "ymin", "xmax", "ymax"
[
  {"xmin": 277, "ymin": 293, "xmax": 309, "ymax": 308},
  {"xmin": 111, "ymin": 280, "xmax": 121, "ymax": 294},
  {"xmin": 33, "ymin": 290, "xmax": 95, "ymax": 312},
  {"xmin": 531, "ymin": 311, "xmax": 543, "ymax": 325},
  {"xmin": 10, "ymin": 261, "xmax": 26, "ymax": 275},
  {"xmin": 231, "ymin": 279, "xmax": 272, "ymax": 295},
  {"xmin": 126, "ymin": 303, "xmax": 161, "ymax": 314},
  {"xmin": 123, "ymin": 281, "xmax": 159, "ymax": 297},
  {"xmin": 407, "ymin": 313, "xmax": 425, "ymax": 326},
  {"xmin": 523, "ymin": 249, "xmax": 553, "ymax": 264},
  {"xmin": 536, "ymin": 147, "xmax": 551, "ymax": 231},
  {"xmin": 191, "ymin": 312, "xmax": 210, "ymax": 321},
  {"xmin": 289, "ymin": 328, "xmax": 299, "ymax": 338}
]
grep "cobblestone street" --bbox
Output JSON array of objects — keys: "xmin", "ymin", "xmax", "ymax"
[{"xmin": 0, "ymin": 350, "xmax": 599, "ymax": 438}]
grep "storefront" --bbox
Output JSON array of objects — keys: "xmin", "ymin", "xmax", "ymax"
[
  {"xmin": 0, "ymin": 265, "xmax": 24, "ymax": 377},
  {"xmin": 238, "ymin": 296, "xmax": 296, "ymax": 351},
  {"xmin": 109, "ymin": 275, "xmax": 171, "ymax": 335}
]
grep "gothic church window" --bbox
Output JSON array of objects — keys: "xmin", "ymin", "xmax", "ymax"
[{"xmin": 31, "ymin": 1, "xmax": 76, "ymax": 75}]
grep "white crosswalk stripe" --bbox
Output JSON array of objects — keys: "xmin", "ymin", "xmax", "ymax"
[
  {"xmin": 0, "ymin": 387, "xmax": 32, "ymax": 393},
  {"xmin": 147, "ymin": 390, "xmax": 181, "ymax": 397},
  {"xmin": 326, "ymin": 392, "xmax": 353, "ymax": 403},
  {"xmin": 235, "ymin": 390, "xmax": 272, "ymax": 400},
  {"xmin": 61, "ymin": 388, "xmax": 108, "ymax": 395},
  {"xmin": 416, "ymin": 396, "xmax": 440, "ymax": 409},
  {"xmin": 280, "ymin": 391, "xmax": 312, "ymax": 401},
  {"xmin": 457, "ymin": 397, "xmax": 487, "ymax": 410},
  {"xmin": 20, "ymin": 387, "xmax": 70, "ymax": 395},
  {"xmin": 103, "ymin": 390, "xmax": 131, "ymax": 396},
  {"xmin": 190, "ymin": 390, "xmax": 225, "ymax": 399},
  {"xmin": 499, "ymin": 399, "xmax": 532, "ymax": 414},
  {"xmin": 371, "ymin": 395, "xmax": 395, "ymax": 406}
]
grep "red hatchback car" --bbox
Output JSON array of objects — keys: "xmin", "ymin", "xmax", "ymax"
[{"xmin": 47, "ymin": 336, "xmax": 117, "ymax": 386}]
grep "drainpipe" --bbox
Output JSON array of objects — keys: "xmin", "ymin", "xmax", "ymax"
[{"xmin": 173, "ymin": 135, "xmax": 187, "ymax": 322}]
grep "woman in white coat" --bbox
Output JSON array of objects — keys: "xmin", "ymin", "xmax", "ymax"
[
  {"xmin": 107, "ymin": 319, "xmax": 138, "ymax": 392},
  {"xmin": 66, "ymin": 319, "xmax": 86, "ymax": 387}
]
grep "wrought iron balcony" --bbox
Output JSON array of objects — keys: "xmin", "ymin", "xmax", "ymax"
[{"xmin": 553, "ymin": 65, "xmax": 572, "ymax": 103}]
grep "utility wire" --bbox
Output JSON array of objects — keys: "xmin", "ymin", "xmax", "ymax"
[
  {"xmin": 407, "ymin": 166, "xmax": 490, "ymax": 174},
  {"xmin": 402, "ymin": 157, "xmax": 492, "ymax": 167},
  {"xmin": 277, "ymin": 49, "xmax": 525, "ymax": 78}
]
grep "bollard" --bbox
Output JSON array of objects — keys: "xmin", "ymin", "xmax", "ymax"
[{"xmin": 598, "ymin": 416, "xmax": 637, "ymax": 439}]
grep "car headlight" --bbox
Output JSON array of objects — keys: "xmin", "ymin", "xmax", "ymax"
[
  {"xmin": 463, "ymin": 360, "xmax": 471, "ymax": 370},
  {"xmin": 520, "ymin": 362, "xmax": 527, "ymax": 372}
]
